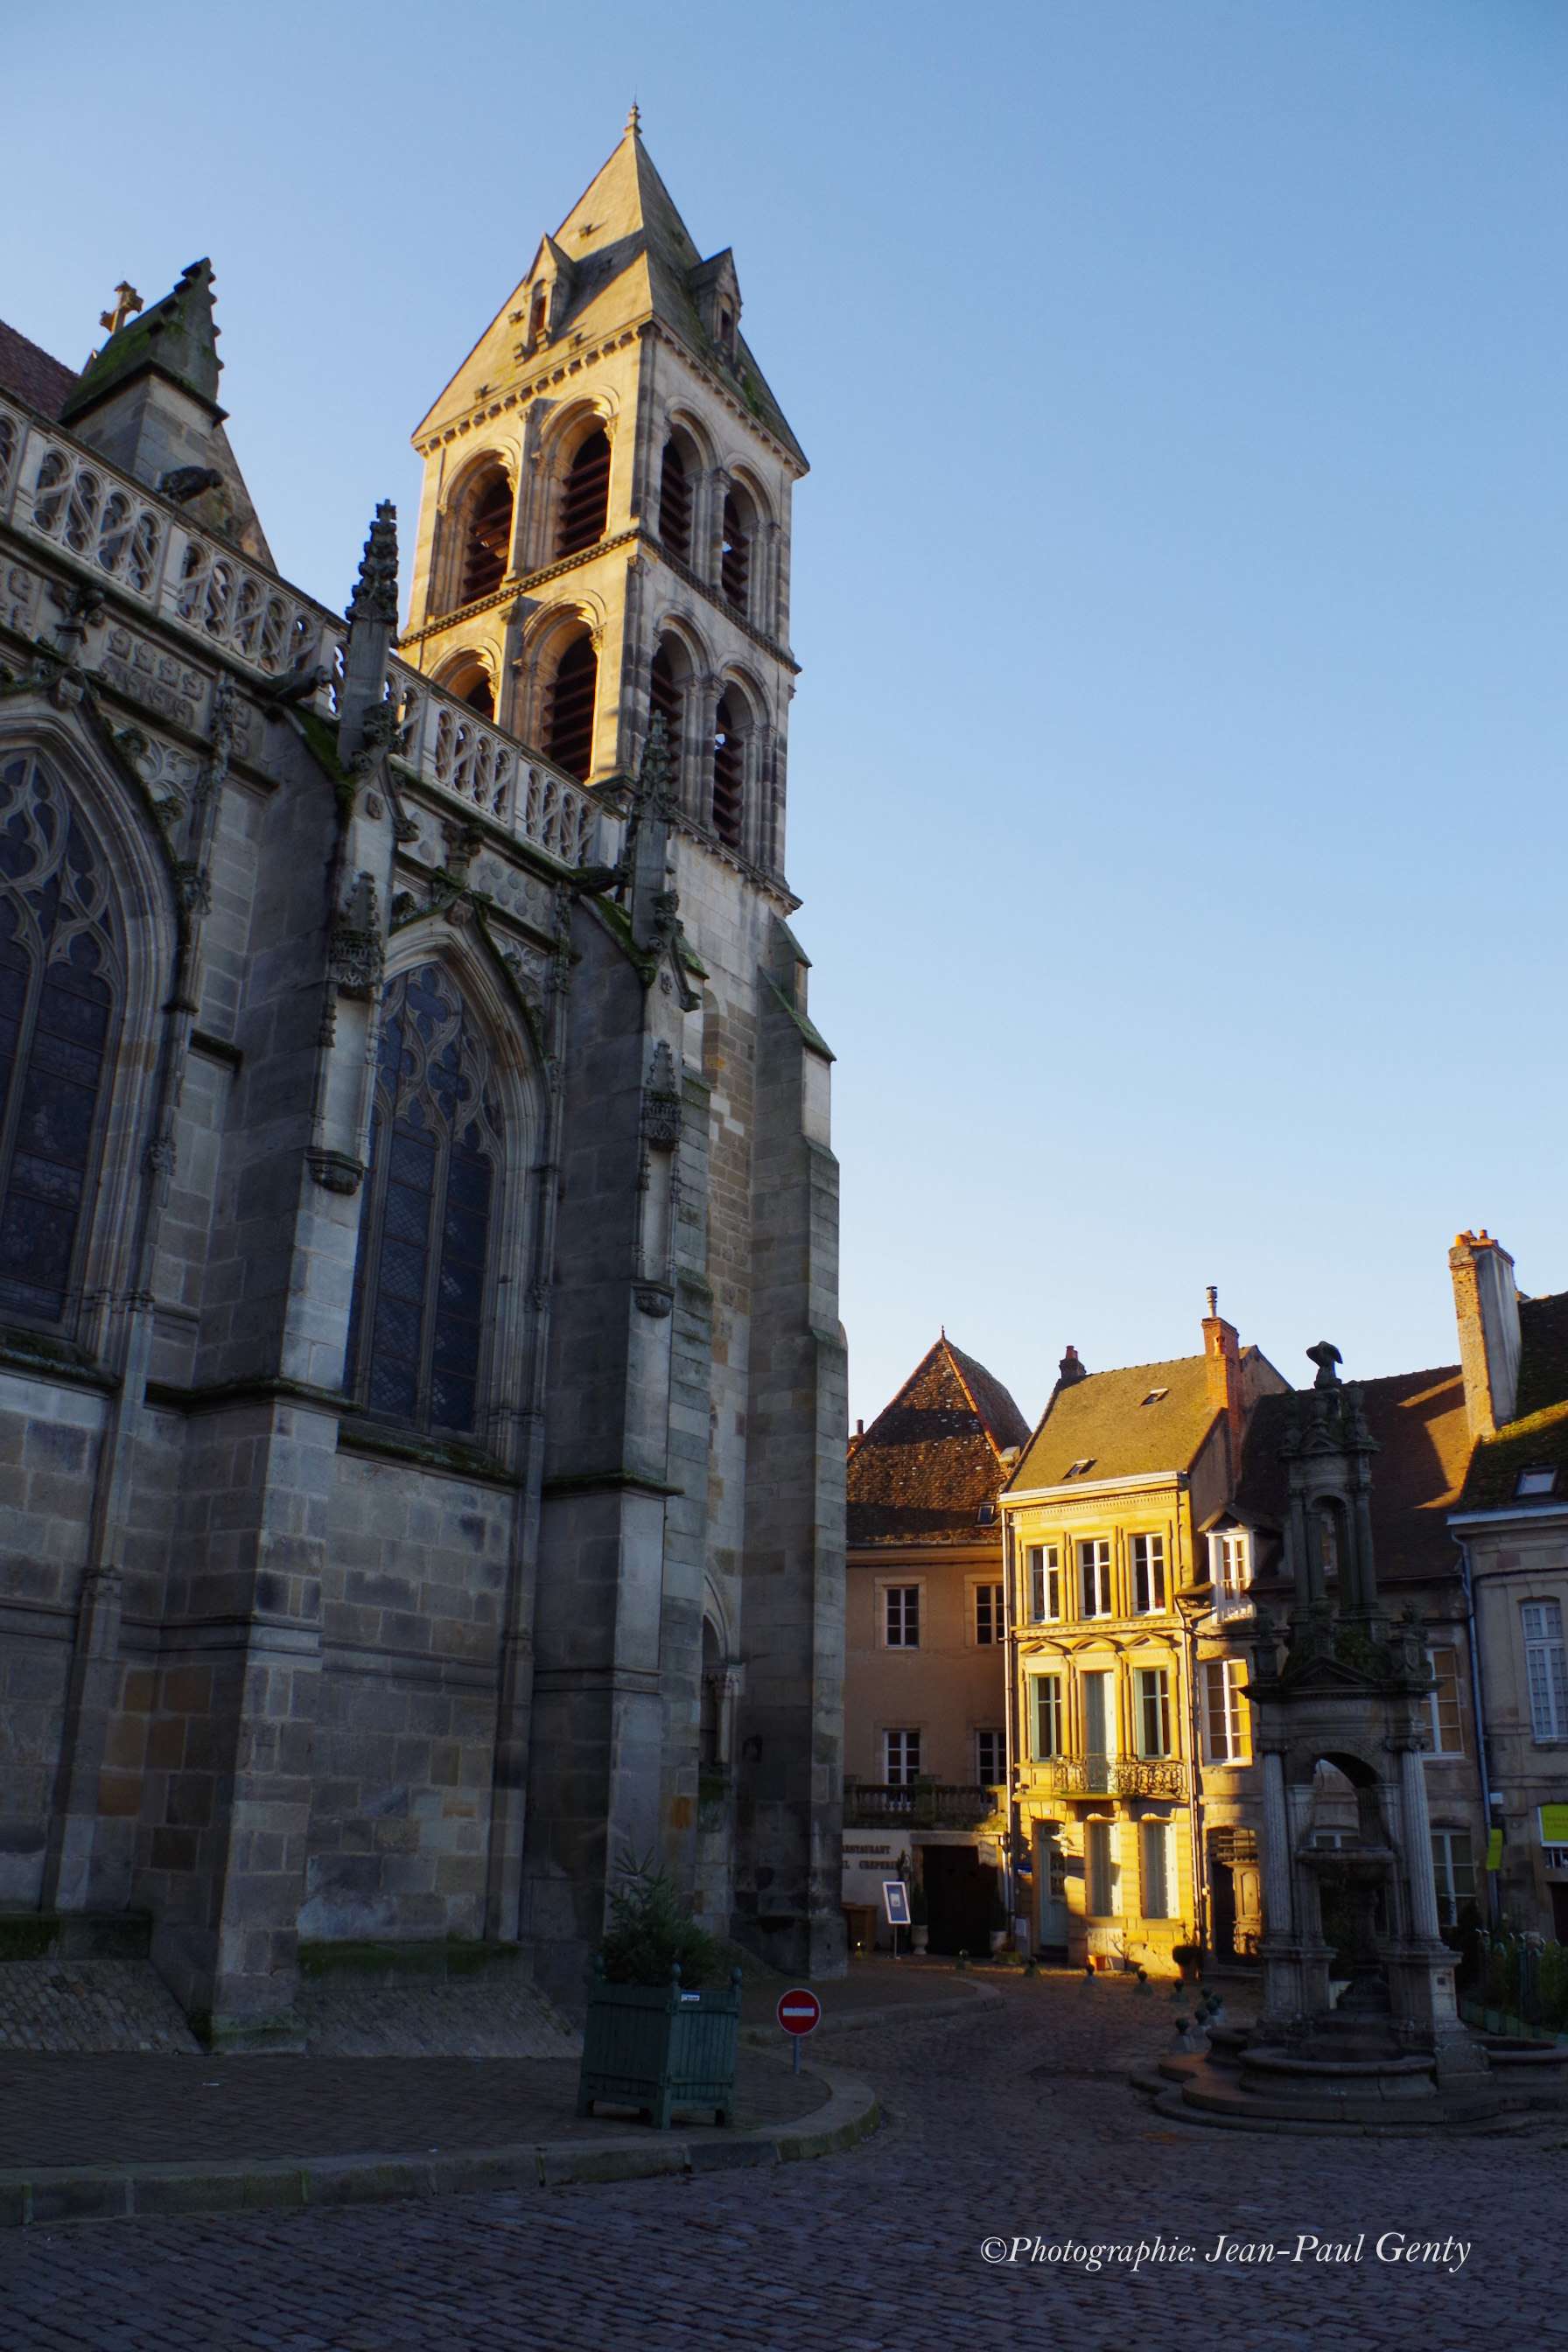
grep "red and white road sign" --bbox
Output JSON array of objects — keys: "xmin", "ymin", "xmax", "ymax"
[{"xmin": 777, "ymin": 1987, "xmax": 822, "ymax": 2037}]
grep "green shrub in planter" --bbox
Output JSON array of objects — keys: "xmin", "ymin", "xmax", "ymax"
[{"xmin": 577, "ymin": 1853, "xmax": 741, "ymax": 2129}]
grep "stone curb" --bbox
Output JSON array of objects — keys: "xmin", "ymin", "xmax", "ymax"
[
  {"xmin": 0, "ymin": 2065, "xmax": 879, "ymax": 2230},
  {"xmin": 739, "ymin": 1975, "xmax": 1001, "ymax": 2049}
]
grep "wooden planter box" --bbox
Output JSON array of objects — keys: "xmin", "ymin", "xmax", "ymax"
[{"xmin": 577, "ymin": 1967, "xmax": 743, "ymax": 2130}]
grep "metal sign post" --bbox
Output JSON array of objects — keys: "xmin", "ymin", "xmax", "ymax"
[
  {"xmin": 883, "ymin": 1877, "xmax": 911, "ymax": 1959},
  {"xmin": 777, "ymin": 1986, "xmax": 822, "ymax": 2075}
]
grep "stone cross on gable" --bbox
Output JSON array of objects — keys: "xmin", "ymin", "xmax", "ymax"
[{"xmin": 99, "ymin": 282, "xmax": 143, "ymax": 338}]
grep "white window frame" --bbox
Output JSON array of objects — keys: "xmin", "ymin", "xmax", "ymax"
[
  {"xmin": 1131, "ymin": 1533, "xmax": 1166, "ymax": 1615},
  {"xmin": 1078, "ymin": 1537, "xmax": 1112, "ymax": 1620},
  {"xmin": 975, "ymin": 1727, "xmax": 1005, "ymax": 1784},
  {"xmin": 1139, "ymin": 1816, "xmax": 1176, "ymax": 1920},
  {"xmin": 1522, "ymin": 1600, "xmax": 1568, "ymax": 1743},
  {"xmin": 1424, "ymin": 1646, "xmax": 1465, "ymax": 1757},
  {"xmin": 880, "ymin": 1582, "xmax": 922, "ymax": 1650},
  {"xmin": 1209, "ymin": 1530, "xmax": 1250, "ymax": 1595},
  {"xmin": 1430, "ymin": 1828, "xmax": 1475, "ymax": 1928},
  {"xmin": 1135, "ymin": 1666, "xmax": 1172, "ymax": 1760},
  {"xmin": 972, "ymin": 1579, "xmax": 1005, "ymax": 1647},
  {"xmin": 1085, "ymin": 1816, "xmax": 1119, "ymax": 1918},
  {"xmin": 884, "ymin": 1728, "xmax": 920, "ymax": 1787},
  {"xmin": 1203, "ymin": 1657, "xmax": 1250, "ymax": 1764},
  {"xmin": 1081, "ymin": 1668, "xmax": 1114, "ymax": 1759},
  {"xmin": 1030, "ymin": 1673, "xmax": 1064, "ymax": 1760},
  {"xmin": 1026, "ymin": 1543, "xmax": 1061, "ymax": 1624}
]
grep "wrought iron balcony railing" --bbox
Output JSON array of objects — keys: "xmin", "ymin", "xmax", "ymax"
[
  {"xmin": 843, "ymin": 1782, "xmax": 1005, "ymax": 1828},
  {"xmin": 1042, "ymin": 1757, "xmax": 1187, "ymax": 1800}
]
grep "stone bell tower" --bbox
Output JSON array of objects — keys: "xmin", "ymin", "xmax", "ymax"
[
  {"xmin": 398, "ymin": 117, "xmax": 846, "ymax": 1988},
  {"xmin": 400, "ymin": 104, "xmax": 805, "ymax": 883}
]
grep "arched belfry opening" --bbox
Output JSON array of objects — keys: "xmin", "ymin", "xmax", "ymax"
[
  {"xmin": 649, "ymin": 637, "xmax": 686, "ymax": 781},
  {"xmin": 711, "ymin": 683, "xmax": 748, "ymax": 848},
  {"xmin": 720, "ymin": 486, "xmax": 752, "ymax": 612},
  {"xmin": 659, "ymin": 436, "xmax": 693, "ymax": 564},
  {"xmin": 545, "ymin": 632, "xmax": 598, "ymax": 780},
  {"xmin": 556, "ymin": 429, "xmax": 611, "ymax": 558},
  {"xmin": 436, "ymin": 652, "xmax": 494, "ymax": 721},
  {"xmin": 453, "ymin": 463, "xmax": 513, "ymax": 610}
]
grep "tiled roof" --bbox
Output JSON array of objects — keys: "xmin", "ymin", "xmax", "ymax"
[
  {"xmin": 1007, "ymin": 1356, "xmax": 1221, "ymax": 1491},
  {"xmin": 0, "ymin": 319, "xmax": 77, "ymax": 420},
  {"xmin": 1457, "ymin": 1290, "xmax": 1568, "ymax": 1509},
  {"xmin": 1236, "ymin": 1367, "xmax": 1472, "ymax": 1585},
  {"xmin": 847, "ymin": 1337, "xmax": 1028, "ymax": 1547}
]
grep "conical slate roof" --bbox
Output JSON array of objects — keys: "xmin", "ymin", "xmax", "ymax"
[{"xmin": 847, "ymin": 1337, "xmax": 1030, "ymax": 1547}]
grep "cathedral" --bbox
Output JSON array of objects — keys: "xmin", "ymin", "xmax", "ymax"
[{"xmin": 0, "ymin": 114, "xmax": 846, "ymax": 2039}]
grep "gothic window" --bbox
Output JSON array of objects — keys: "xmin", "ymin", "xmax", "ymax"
[
  {"xmin": 344, "ymin": 963, "xmax": 501, "ymax": 1438},
  {"xmin": 556, "ymin": 428, "xmax": 611, "ymax": 557},
  {"xmin": 455, "ymin": 465, "xmax": 514, "ymax": 609},
  {"xmin": 648, "ymin": 641, "xmax": 684, "ymax": 778},
  {"xmin": 720, "ymin": 488, "xmax": 750, "ymax": 610},
  {"xmin": 711, "ymin": 689, "xmax": 745, "ymax": 847},
  {"xmin": 545, "ymin": 634, "xmax": 598, "ymax": 781},
  {"xmin": 527, "ymin": 285, "xmax": 549, "ymax": 354},
  {"xmin": 659, "ymin": 440, "xmax": 692, "ymax": 564},
  {"xmin": 0, "ymin": 755, "xmax": 122, "ymax": 1326}
]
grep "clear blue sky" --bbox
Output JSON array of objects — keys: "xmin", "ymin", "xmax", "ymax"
[{"xmin": 10, "ymin": 3, "xmax": 1566, "ymax": 1429}]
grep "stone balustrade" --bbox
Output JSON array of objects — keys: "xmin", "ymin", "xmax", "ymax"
[
  {"xmin": 0, "ymin": 395, "xmax": 613, "ymax": 873},
  {"xmin": 0, "ymin": 396, "xmax": 341, "ymax": 710}
]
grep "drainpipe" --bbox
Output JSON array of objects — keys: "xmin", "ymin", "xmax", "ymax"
[
  {"xmin": 1180, "ymin": 1594, "xmax": 1208, "ymax": 1956},
  {"xmin": 1457, "ymin": 1539, "xmax": 1500, "ymax": 1931},
  {"xmin": 1003, "ymin": 1511, "xmax": 1018, "ymax": 1927}
]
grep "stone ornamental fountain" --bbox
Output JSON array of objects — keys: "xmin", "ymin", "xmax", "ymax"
[{"xmin": 1150, "ymin": 1344, "xmax": 1566, "ymax": 2132}]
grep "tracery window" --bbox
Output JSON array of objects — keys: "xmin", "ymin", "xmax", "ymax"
[
  {"xmin": 0, "ymin": 755, "xmax": 122, "ymax": 1326},
  {"xmin": 344, "ymin": 963, "xmax": 501, "ymax": 1438}
]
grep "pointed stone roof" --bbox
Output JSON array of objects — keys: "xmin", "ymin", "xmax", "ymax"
[
  {"xmin": 412, "ymin": 118, "xmax": 805, "ymax": 468},
  {"xmin": 847, "ymin": 1337, "xmax": 1029, "ymax": 1547},
  {"xmin": 61, "ymin": 259, "xmax": 224, "ymax": 426}
]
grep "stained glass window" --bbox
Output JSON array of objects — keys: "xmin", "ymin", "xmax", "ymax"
[
  {"xmin": 0, "ymin": 756, "xmax": 121, "ymax": 1325},
  {"xmin": 344, "ymin": 962, "xmax": 500, "ymax": 1437}
]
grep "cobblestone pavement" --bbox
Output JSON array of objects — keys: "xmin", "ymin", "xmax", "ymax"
[
  {"xmin": 8, "ymin": 1969, "xmax": 1564, "ymax": 2351},
  {"xmin": 0, "ymin": 2046, "xmax": 825, "ymax": 2168},
  {"xmin": 0, "ymin": 1959, "xmax": 200, "ymax": 2054},
  {"xmin": 0, "ymin": 1959, "xmax": 579, "ymax": 2060},
  {"xmin": 296, "ymin": 1972, "xmax": 581, "ymax": 2059}
]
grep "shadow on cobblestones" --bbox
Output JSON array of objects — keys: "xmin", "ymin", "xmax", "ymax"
[{"xmin": 5, "ymin": 1971, "xmax": 1564, "ymax": 2352}]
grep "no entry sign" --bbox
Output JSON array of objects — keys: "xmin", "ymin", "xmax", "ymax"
[{"xmin": 777, "ymin": 1987, "xmax": 821, "ymax": 2037}]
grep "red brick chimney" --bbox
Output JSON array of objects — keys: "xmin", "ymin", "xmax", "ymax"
[
  {"xmin": 1449, "ymin": 1229, "xmax": 1521, "ymax": 1439},
  {"xmin": 1056, "ymin": 1345, "xmax": 1088, "ymax": 1389},
  {"xmin": 1201, "ymin": 1285, "xmax": 1243, "ymax": 1484}
]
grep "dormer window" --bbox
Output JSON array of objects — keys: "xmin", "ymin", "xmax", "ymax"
[
  {"xmin": 718, "ymin": 305, "xmax": 734, "ymax": 357},
  {"xmin": 1210, "ymin": 1530, "xmax": 1250, "ymax": 1592},
  {"xmin": 976, "ymin": 1500, "xmax": 997, "ymax": 1527}
]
